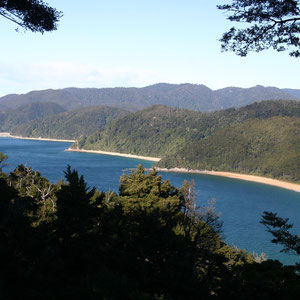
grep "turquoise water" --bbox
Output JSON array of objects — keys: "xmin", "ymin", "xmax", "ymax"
[{"xmin": 1, "ymin": 137, "xmax": 299, "ymax": 265}]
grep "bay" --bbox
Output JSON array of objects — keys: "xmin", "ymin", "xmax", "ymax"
[{"xmin": 1, "ymin": 137, "xmax": 299, "ymax": 265}]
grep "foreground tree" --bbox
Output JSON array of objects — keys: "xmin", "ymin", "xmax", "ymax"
[
  {"xmin": 1, "ymin": 162, "xmax": 300, "ymax": 298},
  {"xmin": 55, "ymin": 165, "xmax": 97, "ymax": 241},
  {"xmin": 0, "ymin": 152, "xmax": 8, "ymax": 172},
  {"xmin": 261, "ymin": 211, "xmax": 300, "ymax": 257},
  {"xmin": 0, "ymin": 0, "xmax": 62, "ymax": 33},
  {"xmin": 218, "ymin": 0, "xmax": 300, "ymax": 57},
  {"xmin": 8, "ymin": 164, "xmax": 57, "ymax": 224}
]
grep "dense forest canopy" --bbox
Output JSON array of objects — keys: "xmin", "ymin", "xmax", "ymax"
[
  {"xmin": 10, "ymin": 105, "xmax": 129, "ymax": 140},
  {"xmin": 74, "ymin": 100, "xmax": 300, "ymax": 182},
  {"xmin": 1, "ymin": 159, "xmax": 299, "ymax": 299},
  {"xmin": 0, "ymin": 102, "xmax": 66, "ymax": 132},
  {"xmin": 158, "ymin": 116, "xmax": 300, "ymax": 182}
]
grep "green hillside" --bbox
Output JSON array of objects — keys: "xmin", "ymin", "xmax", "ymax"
[
  {"xmin": 73, "ymin": 100, "xmax": 300, "ymax": 158},
  {"xmin": 73, "ymin": 105, "xmax": 207, "ymax": 156},
  {"xmin": 0, "ymin": 102, "xmax": 65, "ymax": 132},
  {"xmin": 11, "ymin": 106, "xmax": 129, "ymax": 140},
  {"xmin": 157, "ymin": 117, "xmax": 300, "ymax": 182}
]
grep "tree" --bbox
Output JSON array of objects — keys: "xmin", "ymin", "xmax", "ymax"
[
  {"xmin": 55, "ymin": 165, "xmax": 97, "ymax": 241},
  {"xmin": 218, "ymin": 0, "xmax": 300, "ymax": 57},
  {"xmin": 0, "ymin": 0, "xmax": 62, "ymax": 33},
  {"xmin": 261, "ymin": 211, "xmax": 300, "ymax": 256},
  {"xmin": 8, "ymin": 164, "xmax": 57, "ymax": 224},
  {"xmin": 0, "ymin": 152, "xmax": 8, "ymax": 172}
]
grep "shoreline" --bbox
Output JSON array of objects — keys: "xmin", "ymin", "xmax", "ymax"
[
  {"xmin": 0, "ymin": 132, "xmax": 75, "ymax": 143},
  {"xmin": 155, "ymin": 167, "xmax": 300, "ymax": 193},
  {"xmin": 1, "ymin": 133, "xmax": 298, "ymax": 192},
  {"xmin": 66, "ymin": 148, "xmax": 161, "ymax": 162}
]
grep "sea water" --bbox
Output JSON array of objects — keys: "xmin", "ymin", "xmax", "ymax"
[{"xmin": 1, "ymin": 137, "xmax": 299, "ymax": 265}]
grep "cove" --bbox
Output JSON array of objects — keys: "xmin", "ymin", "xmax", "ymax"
[{"xmin": 1, "ymin": 137, "xmax": 299, "ymax": 265}]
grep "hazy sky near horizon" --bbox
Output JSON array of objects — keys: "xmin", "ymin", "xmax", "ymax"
[{"xmin": 0, "ymin": 0, "xmax": 299, "ymax": 96}]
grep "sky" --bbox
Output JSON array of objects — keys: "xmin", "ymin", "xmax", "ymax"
[{"xmin": 0, "ymin": 0, "xmax": 299, "ymax": 96}]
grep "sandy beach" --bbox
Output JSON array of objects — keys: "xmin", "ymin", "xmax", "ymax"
[
  {"xmin": 155, "ymin": 167, "xmax": 300, "ymax": 193},
  {"xmin": 66, "ymin": 149, "xmax": 299, "ymax": 192},
  {"xmin": 0, "ymin": 132, "xmax": 12, "ymax": 137},
  {"xmin": 0, "ymin": 132, "xmax": 75, "ymax": 143},
  {"xmin": 1, "ymin": 133, "xmax": 299, "ymax": 192},
  {"xmin": 66, "ymin": 148, "xmax": 161, "ymax": 162}
]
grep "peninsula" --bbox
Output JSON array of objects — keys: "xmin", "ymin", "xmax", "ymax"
[
  {"xmin": 66, "ymin": 148, "xmax": 161, "ymax": 162},
  {"xmin": 0, "ymin": 132, "xmax": 75, "ymax": 143}
]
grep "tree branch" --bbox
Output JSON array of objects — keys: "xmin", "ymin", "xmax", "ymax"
[{"xmin": 0, "ymin": 10, "xmax": 24, "ymax": 28}]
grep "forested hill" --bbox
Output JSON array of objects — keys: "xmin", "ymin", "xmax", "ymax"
[
  {"xmin": 158, "ymin": 117, "xmax": 300, "ymax": 183},
  {"xmin": 0, "ymin": 83, "xmax": 299, "ymax": 112},
  {"xmin": 0, "ymin": 102, "xmax": 65, "ymax": 132},
  {"xmin": 72, "ymin": 101, "xmax": 300, "ymax": 182},
  {"xmin": 11, "ymin": 106, "xmax": 129, "ymax": 140},
  {"xmin": 2, "ymin": 99, "xmax": 300, "ymax": 182},
  {"xmin": 73, "ymin": 100, "xmax": 299, "ymax": 153}
]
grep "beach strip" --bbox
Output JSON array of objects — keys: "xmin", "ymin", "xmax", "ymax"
[
  {"xmin": 155, "ymin": 167, "xmax": 300, "ymax": 193},
  {"xmin": 0, "ymin": 132, "xmax": 12, "ymax": 137},
  {"xmin": 66, "ymin": 148, "xmax": 161, "ymax": 162},
  {"xmin": 1, "ymin": 133, "xmax": 298, "ymax": 192},
  {"xmin": 0, "ymin": 132, "xmax": 75, "ymax": 143}
]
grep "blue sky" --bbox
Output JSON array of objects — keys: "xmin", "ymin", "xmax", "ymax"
[{"xmin": 0, "ymin": 0, "xmax": 299, "ymax": 96}]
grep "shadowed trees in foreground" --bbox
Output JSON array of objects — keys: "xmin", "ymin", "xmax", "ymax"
[{"xmin": 0, "ymin": 159, "xmax": 300, "ymax": 299}]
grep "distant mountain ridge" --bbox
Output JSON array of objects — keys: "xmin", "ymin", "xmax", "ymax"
[{"xmin": 0, "ymin": 83, "xmax": 299, "ymax": 112}]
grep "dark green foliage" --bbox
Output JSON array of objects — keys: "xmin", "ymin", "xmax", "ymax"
[
  {"xmin": 11, "ymin": 105, "xmax": 129, "ymax": 140},
  {"xmin": 80, "ymin": 100, "xmax": 300, "ymax": 155},
  {"xmin": 100, "ymin": 166, "xmax": 228, "ymax": 299},
  {"xmin": 0, "ymin": 83, "xmax": 298, "ymax": 112},
  {"xmin": 0, "ymin": 152, "xmax": 8, "ymax": 172},
  {"xmin": 219, "ymin": 260, "xmax": 300, "ymax": 299},
  {"xmin": 75, "ymin": 100, "xmax": 300, "ymax": 157},
  {"xmin": 8, "ymin": 164, "xmax": 57, "ymax": 224},
  {"xmin": 261, "ymin": 211, "xmax": 300, "ymax": 255},
  {"xmin": 1, "ymin": 158, "xmax": 300, "ymax": 299},
  {"xmin": 159, "ymin": 117, "xmax": 300, "ymax": 182},
  {"xmin": 218, "ymin": 0, "xmax": 300, "ymax": 57},
  {"xmin": 73, "ymin": 104, "xmax": 207, "ymax": 156},
  {"xmin": 0, "ymin": 102, "xmax": 66, "ymax": 132},
  {"xmin": 0, "ymin": 167, "xmax": 38, "ymax": 299},
  {"xmin": 119, "ymin": 165, "xmax": 181, "ymax": 200},
  {"xmin": 0, "ymin": 0, "xmax": 62, "ymax": 33},
  {"xmin": 55, "ymin": 165, "xmax": 97, "ymax": 240},
  {"xmin": 233, "ymin": 99, "xmax": 300, "ymax": 118}
]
